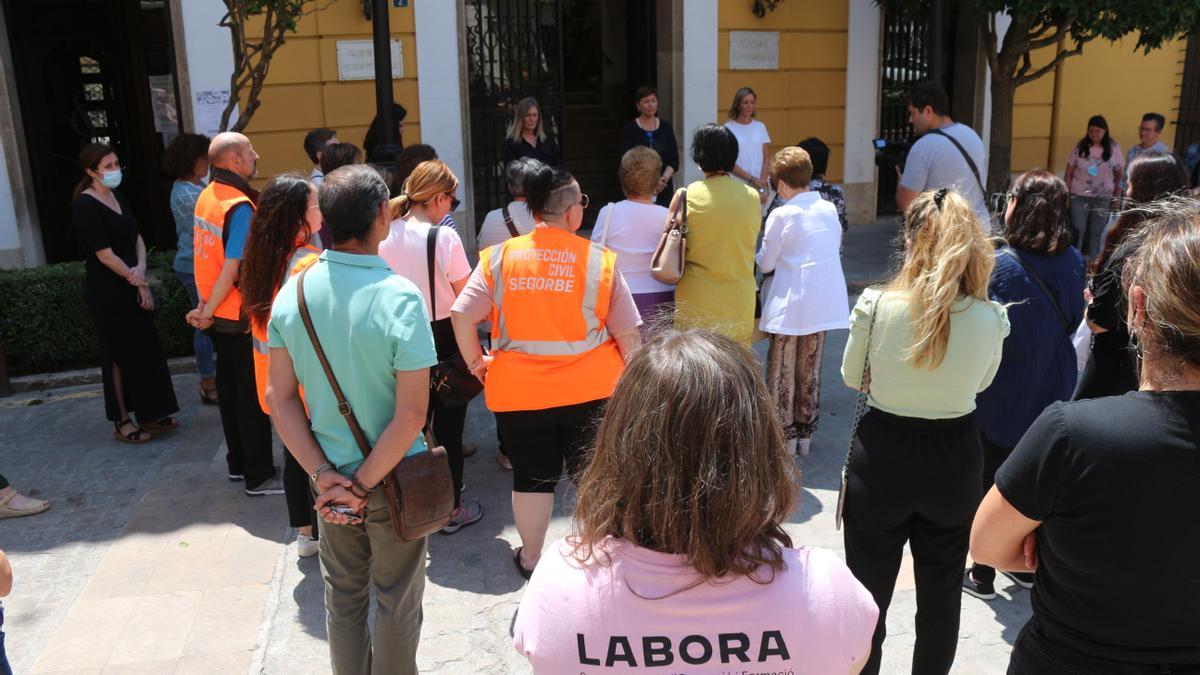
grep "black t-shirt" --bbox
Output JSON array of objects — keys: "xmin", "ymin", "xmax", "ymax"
[
  {"xmin": 73, "ymin": 192, "xmax": 140, "ymax": 294},
  {"xmin": 996, "ymin": 391, "xmax": 1200, "ymax": 664},
  {"xmin": 1077, "ymin": 245, "xmax": 1139, "ymax": 398}
]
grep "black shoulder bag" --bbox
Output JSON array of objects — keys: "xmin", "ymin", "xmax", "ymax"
[
  {"xmin": 426, "ymin": 225, "xmax": 484, "ymax": 407},
  {"xmin": 928, "ymin": 128, "xmax": 985, "ymax": 197}
]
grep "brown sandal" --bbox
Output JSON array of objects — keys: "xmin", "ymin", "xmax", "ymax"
[
  {"xmin": 141, "ymin": 416, "xmax": 180, "ymax": 434},
  {"xmin": 199, "ymin": 383, "xmax": 219, "ymax": 406},
  {"xmin": 113, "ymin": 419, "xmax": 151, "ymax": 444}
]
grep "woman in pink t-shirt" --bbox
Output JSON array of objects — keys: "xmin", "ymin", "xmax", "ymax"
[
  {"xmin": 513, "ymin": 329, "xmax": 878, "ymax": 673},
  {"xmin": 1065, "ymin": 115, "xmax": 1124, "ymax": 258}
]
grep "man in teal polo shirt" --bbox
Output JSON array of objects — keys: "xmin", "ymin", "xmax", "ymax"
[{"xmin": 266, "ymin": 165, "xmax": 436, "ymax": 675}]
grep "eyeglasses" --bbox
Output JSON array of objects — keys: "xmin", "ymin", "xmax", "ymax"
[{"xmin": 444, "ymin": 193, "xmax": 461, "ymax": 211}]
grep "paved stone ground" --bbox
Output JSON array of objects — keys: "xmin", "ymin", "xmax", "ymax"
[{"xmin": 0, "ymin": 218, "xmax": 1032, "ymax": 674}]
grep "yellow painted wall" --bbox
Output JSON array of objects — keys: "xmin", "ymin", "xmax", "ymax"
[
  {"xmin": 1011, "ymin": 35, "xmax": 1185, "ymax": 175},
  {"xmin": 241, "ymin": 0, "xmax": 419, "ymax": 184},
  {"xmin": 717, "ymin": 0, "xmax": 848, "ymax": 182}
]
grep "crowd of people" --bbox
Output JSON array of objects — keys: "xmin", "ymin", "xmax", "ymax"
[{"xmin": 44, "ymin": 77, "xmax": 1200, "ymax": 674}]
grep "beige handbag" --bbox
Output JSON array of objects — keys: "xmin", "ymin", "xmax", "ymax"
[{"xmin": 650, "ymin": 188, "xmax": 687, "ymax": 284}]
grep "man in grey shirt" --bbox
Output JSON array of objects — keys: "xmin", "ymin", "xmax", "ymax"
[
  {"xmin": 897, "ymin": 82, "xmax": 991, "ymax": 228},
  {"xmin": 1122, "ymin": 113, "xmax": 1170, "ymax": 192}
]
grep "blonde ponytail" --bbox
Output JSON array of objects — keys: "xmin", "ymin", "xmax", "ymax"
[
  {"xmin": 388, "ymin": 160, "xmax": 458, "ymax": 221},
  {"xmin": 890, "ymin": 189, "xmax": 995, "ymax": 368}
]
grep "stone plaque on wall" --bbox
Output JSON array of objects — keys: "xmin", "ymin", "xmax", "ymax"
[
  {"xmin": 336, "ymin": 39, "xmax": 403, "ymax": 81},
  {"xmin": 729, "ymin": 31, "xmax": 779, "ymax": 70}
]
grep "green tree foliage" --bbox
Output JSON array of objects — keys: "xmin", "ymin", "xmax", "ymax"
[{"xmin": 879, "ymin": 0, "xmax": 1200, "ymax": 193}]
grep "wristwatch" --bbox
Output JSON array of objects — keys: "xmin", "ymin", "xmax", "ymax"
[{"xmin": 311, "ymin": 463, "xmax": 335, "ymax": 483}]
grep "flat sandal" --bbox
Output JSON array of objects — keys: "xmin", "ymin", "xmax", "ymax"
[{"xmin": 113, "ymin": 419, "xmax": 151, "ymax": 444}]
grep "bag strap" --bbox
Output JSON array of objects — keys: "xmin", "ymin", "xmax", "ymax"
[
  {"xmin": 426, "ymin": 224, "xmax": 439, "ymax": 321},
  {"xmin": 666, "ymin": 188, "xmax": 687, "ymax": 234},
  {"xmin": 599, "ymin": 202, "xmax": 615, "ymax": 248},
  {"xmin": 501, "ymin": 206, "xmax": 519, "ymax": 238},
  {"xmin": 841, "ymin": 294, "xmax": 881, "ymax": 476},
  {"xmin": 929, "ymin": 128, "xmax": 985, "ymax": 197},
  {"xmin": 296, "ymin": 266, "xmax": 374, "ymax": 460},
  {"xmin": 1001, "ymin": 247, "xmax": 1072, "ymax": 334}
]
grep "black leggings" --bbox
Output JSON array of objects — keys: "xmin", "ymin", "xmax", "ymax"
[
  {"xmin": 429, "ymin": 318, "xmax": 468, "ymax": 508},
  {"xmin": 842, "ymin": 408, "xmax": 983, "ymax": 675},
  {"xmin": 494, "ymin": 399, "xmax": 606, "ymax": 493}
]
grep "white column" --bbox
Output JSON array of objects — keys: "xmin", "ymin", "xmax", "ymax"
[
  {"xmin": 415, "ymin": 1, "xmax": 470, "ymax": 243},
  {"xmin": 843, "ymin": 0, "xmax": 882, "ymax": 224},
  {"xmin": 679, "ymin": 0, "xmax": 718, "ymax": 186},
  {"xmin": 178, "ymin": 2, "xmax": 237, "ymax": 135},
  {"xmin": 0, "ymin": 138, "xmax": 22, "ymax": 269}
]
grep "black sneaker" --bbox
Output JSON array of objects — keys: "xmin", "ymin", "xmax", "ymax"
[
  {"xmin": 244, "ymin": 477, "xmax": 285, "ymax": 496},
  {"xmin": 227, "ymin": 473, "xmax": 244, "ymax": 482},
  {"xmin": 1002, "ymin": 570, "xmax": 1035, "ymax": 589},
  {"xmin": 962, "ymin": 569, "xmax": 996, "ymax": 600}
]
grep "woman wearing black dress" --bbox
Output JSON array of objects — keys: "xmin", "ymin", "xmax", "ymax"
[
  {"xmin": 72, "ymin": 143, "xmax": 180, "ymax": 443},
  {"xmin": 618, "ymin": 85, "xmax": 679, "ymax": 208},
  {"xmin": 502, "ymin": 97, "xmax": 561, "ymax": 167},
  {"xmin": 1075, "ymin": 152, "xmax": 1189, "ymax": 400}
]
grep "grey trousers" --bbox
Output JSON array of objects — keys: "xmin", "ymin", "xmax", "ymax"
[
  {"xmin": 1069, "ymin": 194, "xmax": 1110, "ymax": 257},
  {"xmin": 319, "ymin": 490, "xmax": 427, "ymax": 675}
]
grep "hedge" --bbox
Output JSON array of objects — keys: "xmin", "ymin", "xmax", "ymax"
[{"xmin": 0, "ymin": 250, "xmax": 194, "ymax": 376}]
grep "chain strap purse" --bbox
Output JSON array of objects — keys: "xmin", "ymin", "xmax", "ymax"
[
  {"xmin": 295, "ymin": 266, "xmax": 454, "ymax": 542},
  {"xmin": 835, "ymin": 295, "xmax": 880, "ymax": 531}
]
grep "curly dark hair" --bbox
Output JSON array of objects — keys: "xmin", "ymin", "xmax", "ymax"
[
  {"xmin": 240, "ymin": 173, "xmax": 315, "ymax": 332},
  {"xmin": 162, "ymin": 133, "xmax": 210, "ymax": 181},
  {"xmin": 1003, "ymin": 169, "xmax": 1073, "ymax": 255}
]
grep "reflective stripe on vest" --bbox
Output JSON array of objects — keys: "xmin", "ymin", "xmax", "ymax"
[
  {"xmin": 194, "ymin": 216, "xmax": 222, "ymax": 240},
  {"xmin": 489, "ymin": 240, "xmax": 611, "ymax": 356}
]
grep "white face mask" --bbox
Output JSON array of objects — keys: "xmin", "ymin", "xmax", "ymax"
[{"xmin": 99, "ymin": 169, "xmax": 122, "ymax": 189}]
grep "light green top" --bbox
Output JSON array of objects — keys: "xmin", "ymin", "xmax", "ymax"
[
  {"xmin": 841, "ymin": 287, "xmax": 1010, "ymax": 419},
  {"xmin": 268, "ymin": 250, "xmax": 437, "ymax": 474},
  {"xmin": 673, "ymin": 175, "xmax": 760, "ymax": 346}
]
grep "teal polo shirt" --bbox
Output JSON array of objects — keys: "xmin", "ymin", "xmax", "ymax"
[{"xmin": 268, "ymin": 249, "xmax": 437, "ymax": 474}]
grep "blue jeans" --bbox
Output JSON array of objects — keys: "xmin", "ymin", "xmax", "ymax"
[
  {"xmin": 0, "ymin": 606, "xmax": 12, "ymax": 675},
  {"xmin": 175, "ymin": 271, "xmax": 216, "ymax": 378}
]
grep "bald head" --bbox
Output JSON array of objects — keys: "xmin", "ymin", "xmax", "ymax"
[{"xmin": 209, "ymin": 132, "xmax": 259, "ymax": 180}]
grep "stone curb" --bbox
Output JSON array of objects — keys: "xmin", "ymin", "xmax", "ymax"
[{"xmin": 9, "ymin": 356, "xmax": 198, "ymax": 394}]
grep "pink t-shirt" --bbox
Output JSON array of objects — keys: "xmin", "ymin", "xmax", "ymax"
[
  {"xmin": 514, "ymin": 537, "xmax": 878, "ymax": 674},
  {"xmin": 1067, "ymin": 143, "xmax": 1124, "ymax": 198}
]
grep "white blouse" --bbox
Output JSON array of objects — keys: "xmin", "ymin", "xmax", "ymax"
[
  {"xmin": 756, "ymin": 192, "xmax": 849, "ymax": 336},
  {"xmin": 590, "ymin": 200, "xmax": 674, "ymax": 295}
]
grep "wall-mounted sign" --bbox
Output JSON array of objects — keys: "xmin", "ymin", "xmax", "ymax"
[
  {"xmin": 729, "ymin": 31, "xmax": 779, "ymax": 70},
  {"xmin": 336, "ymin": 39, "xmax": 403, "ymax": 81}
]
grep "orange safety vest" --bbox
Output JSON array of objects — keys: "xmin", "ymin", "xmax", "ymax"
[
  {"xmin": 193, "ymin": 180, "xmax": 254, "ymax": 323},
  {"xmin": 253, "ymin": 245, "xmax": 321, "ymax": 415},
  {"xmin": 479, "ymin": 226, "xmax": 624, "ymax": 412}
]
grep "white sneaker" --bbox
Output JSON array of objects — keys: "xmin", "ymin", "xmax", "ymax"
[{"xmin": 297, "ymin": 532, "xmax": 319, "ymax": 558}]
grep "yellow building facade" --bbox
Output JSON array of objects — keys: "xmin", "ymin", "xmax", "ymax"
[{"xmin": 242, "ymin": 2, "xmax": 421, "ymax": 183}]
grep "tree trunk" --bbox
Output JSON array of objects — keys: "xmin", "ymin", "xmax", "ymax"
[{"xmin": 987, "ymin": 69, "xmax": 1016, "ymax": 196}]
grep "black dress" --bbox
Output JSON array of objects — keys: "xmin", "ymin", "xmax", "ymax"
[
  {"xmin": 619, "ymin": 117, "xmax": 680, "ymax": 208},
  {"xmin": 74, "ymin": 192, "xmax": 180, "ymax": 424},
  {"xmin": 502, "ymin": 134, "xmax": 561, "ymax": 167}
]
